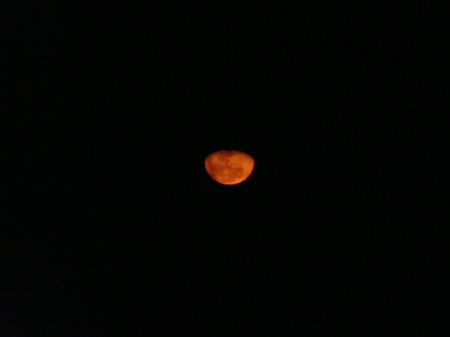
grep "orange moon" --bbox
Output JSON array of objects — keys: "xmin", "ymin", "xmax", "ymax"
[{"xmin": 204, "ymin": 150, "xmax": 255, "ymax": 185}]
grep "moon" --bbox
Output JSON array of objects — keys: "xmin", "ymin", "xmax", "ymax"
[{"xmin": 204, "ymin": 150, "xmax": 255, "ymax": 185}]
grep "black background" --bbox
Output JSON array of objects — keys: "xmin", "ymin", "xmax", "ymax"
[{"xmin": 1, "ymin": 2, "xmax": 447, "ymax": 335}]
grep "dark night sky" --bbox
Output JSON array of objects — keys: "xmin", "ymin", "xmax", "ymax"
[{"xmin": 1, "ymin": 2, "xmax": 446, "ymax": 335}]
